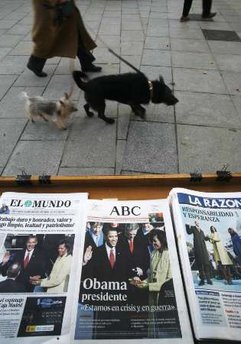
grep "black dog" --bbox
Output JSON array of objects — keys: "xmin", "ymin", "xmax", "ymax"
[{"xmin": 72, "ymin": 71, "xmax": 178, "ymax": 124}]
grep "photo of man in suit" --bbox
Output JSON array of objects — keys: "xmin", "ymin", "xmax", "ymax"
[
  {"xmin": 121, "ymin": 223, "xmax": 150, "ymax": 279},
  {"xmin": 119, "ymin": 224, "xmax": 150, "ymax": 305},
  {"xmin": 86, "ymin": 225, "xmax": 131, "ymax": 338},
  {"xmin": 30, "ymin": 240, "xmax": 72, "ymax": 293},
  {"xmin": 0, "ymin": 262, "xmax": 26, "ymax": 293},
  {"xmin": 0, "ymin": 235, "xmax": 48, "ymax": 292},
  {"xmin": 92, "ymin": 225, "xmax": 131, "ymax": 283},
  {"xmin": 85, "ymin": 222, "xmax": 104, "ymax": 250},
  {"xmin": 186, "ymin": 220, "xmax": 212, "ymax": 286}
]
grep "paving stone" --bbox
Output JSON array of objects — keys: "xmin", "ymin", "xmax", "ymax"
[
  {"xmin": 122, "ymin": 122, "xmax": 178, "ymax": 173},
  {"xmin": 58, "ymin": 167, "xmax": 115, "ymax": 175},
  {"xmin": 202, "ymin": 29, "xmax": 241, "ymax": 41},
  {"xmin": 149, "ymin": 12, "xmax": 169, "ymax": 19},
  {"xmin": 0, "ymin": 118, "xmax": 27, "ymax": 167},
  {"xmin": 215, "ymin": 54, "xmax": 241, "ymax": 72},
  {"xmin": 199, "ymin": 22, "xmax": 232, "ymax": 31},
  {"xmin": 173, "ymin": 68, "xmax": 227, "ymax": 94},
  {"xmin": 102, "ymin": 17, "xmax": 121, "ymax": 25},
  {"xmin": 170, "ymin": 27, "xmax": 205, "ymax": 40},
  {"xmin": 54, "ymin": 58, "xmax": 78, "ymax": 75},
  {"xmin": 0, "ymin": 47, "xmax": 11, "ymax": 60},
  {"xmin": 43, "ymin": 75, "xmax": 80, "ymax": 101},
  {"xmin": 146, "ymin": 25, "xmax": 169, "ymax": 37},
  {"xmin": 3, "ymin": 141, "xmax": 65, "ymax": 176},
  {"xmin": 171, "ymin": 38, "xmax": 210, "ymax": 52},
  {"xmin": 103, "ymin": 10, "xmax": 121, "ymax": 18},
  {"xmin": 172, "ymin": 51, "xmax": 216, "ymax": 69},
  {"xmin": 0, "ymin": 75, "xmax": 17, "ymax": 100},
  {"xmin": 62, "ymin": 118, "xmax": 116, "ymax": 168},
  {"xmin": 116, "ymin": 139, "xmax": 127, "ymax": 174},
  {"xmin": 144, "ymin": 37, "xmax": 170, "ymax": 50},
  {"xmin": 1, "ymin": 0, "xmax": 241, "ymax": 177},
  {"xmin": 99, "ymin": 24, "xmax": 121, "ymax": 36},
  {"xmin": 120, "ymin": 55, "xmax": 142, "ymax": 73},
  {"xmin": 121, "ymin": 41, "xmax": 143, "ymax": 56},
  {"xmin": 9, "ymin": 41, "xmax": 31, "ymax": 55},
  {"xmin": 232, "ymin": 95, "xmax": 241, "ymax": 118},
  {"xmin": 14, "ymin": 65, "xmax": 56, "ymax": 86},
  {"xmin": 121, "ymin": 30, "xmax": 145, "ymax": 42},
  {"xmin": 170, "ymin": 20, "xmax": 202, "ymax": 30},
  {"xmin": 175, "ymin": 91, "xmax": 241, "ymax": 128},
  {"xmin": 140, "ymin": 66, "xmax": 172, "ymax": 85},
  {"xmin": 120, "ymin": 21, "xmax": 143, "ymax": 31},
  {"xmin": 96, "ymin": 35, "xmax": 120, "ymax": 48},
  {"xmin": 0, "ymin": 55, "xmax": 28, "ymax": 74},
  {"xmin": 94, "ymin": 47, "xmax": 120, "ymax": 64},
  {"xmin": 230, "ymin": 22, "xmax": 241, "ymax": 32},
  {"xmin": 187, "ymin": 13, "xmax": 215, "ymax": 22},
  {"xmin": 208, "ymin": 41, "xmax": 241, "ymax": 55},
  {"xmin": 221, "ymin": 71, "xmax": 241, "ymax": 95},
  {"xmin": 21, "ymin": 121, "xmax": 70, "ymax": 141},
  {"xmin": 0, "ymin": 34, "xmax": 23, "ymax": 47},
  {"xmin": 0, "ymin": 20, "xmax": 17, "ymax": 29},
  {"xmin": 117, "ymin": 105, "xmax": 131, "ymax": 139},
  {"xmin": 7, "ymin": 24, "xmax": 31, "ymax": 35},
  {"xmin": 141, "ymin": 103, "xmax": 175, "ymax": 123},
  {"xmin": 142, "ymin": 49, "xmax": 171, "ymax": 67},
  {"xmin": 178, "ymin": 125, "xmax": 241, "ymax": 173},
  {"xmin": 0, "ymin": 86, "xmax": 44, "ymax": 118}
]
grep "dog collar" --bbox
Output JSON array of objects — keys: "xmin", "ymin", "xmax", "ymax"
[{"xmin": 148, "ymin": 80, "xmax": 153, "ymax": 101}]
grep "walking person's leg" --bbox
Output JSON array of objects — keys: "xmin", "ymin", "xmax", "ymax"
[
  {"xmin": 77, "ymin": 45, "xmax": 102, "ymax": 73},
  {"xmin": 180, "ymin": 0, "xmax": 193, "ymax": 22},
  {"xmin": 27, "ymin": 55, "xmax": 47, "ymax": 77},
  {"xmin": 202, "ymin": 0, "xmax": 216, "ymax": 19}
]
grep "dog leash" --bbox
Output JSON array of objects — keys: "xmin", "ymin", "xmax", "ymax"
[{"xmin": 107, "ymin": 48, "xmax": 142, "ymax": 74}]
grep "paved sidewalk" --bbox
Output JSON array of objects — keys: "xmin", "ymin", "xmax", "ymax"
[{"xmin": 0, "ymin": 0, "xmax": 241, "ymax": 176}]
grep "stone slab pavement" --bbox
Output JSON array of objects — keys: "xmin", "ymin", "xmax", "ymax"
[{"xmin": 0, "ymin": 0, "xmax": 241, "ymax": 176}]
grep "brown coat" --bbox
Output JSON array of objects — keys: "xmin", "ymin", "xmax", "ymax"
[{"xmin": 32, "ymin": 0, "xmax": 97, "ymax": 59}]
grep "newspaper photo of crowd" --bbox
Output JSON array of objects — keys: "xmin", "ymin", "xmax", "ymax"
[
  {"xmin": 185, "ymin": 219, "xmax": 241, "ymax": 290},
  {"xmin": 75, "ymin": 213, "xmax": 181, "ymax": 340},
  {"xmin": 0, "ymin": 233, "xmax": 74, "ymax": 293}
]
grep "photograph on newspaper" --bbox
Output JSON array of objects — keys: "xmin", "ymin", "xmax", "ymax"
[
  {"xmin": 0, "ymin": 192, "xmax": 88, "ymax": 343},
  {"xmin": 170, "ymin": 188, "xmax": 241, "ymax": 342},
  {"xmin": 73, "ymin": 199, "xmax": 193, "ymax": 343}
]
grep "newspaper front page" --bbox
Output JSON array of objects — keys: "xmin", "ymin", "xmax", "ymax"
[
  {"xmin": 72, "ymin": 199, "xmax": 193, "ymax": 344},
  {"xmin": 170, "ymin": 188, "xmax": 241, "ymax": 342},
  {"xmin": 0, "ymin": 192, "xmax": 88, "ymax": 344}
]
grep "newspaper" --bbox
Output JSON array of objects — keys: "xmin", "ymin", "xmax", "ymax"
[
  {"xmin": 0, "ymin": 192, "xmax": 88, "ymax": 344},
  {"xmin": 169, "ymin": 188, "xmax": 241, "ymax": 342},
  {"xmin": 71, "ymin": 199, "xmax": 193, "ymax": 343}
]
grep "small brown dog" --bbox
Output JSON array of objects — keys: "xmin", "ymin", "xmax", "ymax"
[{"xmin": 21, "ymin": 92, "xmax": 78, "ymax": 129}]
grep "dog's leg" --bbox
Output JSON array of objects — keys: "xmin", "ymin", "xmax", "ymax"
[
  {"xmin": 96, "ymin": 100, "xmax": 114, "ymax": 124},
  {"xmin": 84, "ymin": 103, "xmax": 94, "ymax": 117},
  {"xmin": 131, "ymin": 104, "xmax": 146, "ymax": 119},
  {"xmin": 55, "ymin": 119, "xmax": 67, "ymax": 130},
  {"xmin": 25, "ymin": 107, "xmax": 35, "ymax": 123},
  {"xmin": 39, "ymin": 113, "xmax": 49, "ymax": 122},
  {"xmin": 87, "ymin": 97, "xmax": 115, "ymax": 124}
]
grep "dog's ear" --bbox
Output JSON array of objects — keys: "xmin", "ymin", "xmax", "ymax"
[
  {"xmin": 59, "ymin": 100, "xmax": 66, "ymax": 107},
  {"xmin": 64, "ymin": 92, "xmax": 69, "ymax": 100},
  {"xmin": 159, "ymin": 76, "xmax": 164, "ymax": 83}
]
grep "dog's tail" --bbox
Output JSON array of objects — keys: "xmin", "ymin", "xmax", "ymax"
[
  {"xmin": 72, "ymin": 71, "xmax": 88, "ymax": 91},
  {"xmin": 19, "ymin": 91, "xmax": 29, "ymax": 100}
]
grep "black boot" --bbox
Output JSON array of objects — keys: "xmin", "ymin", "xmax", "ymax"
[
  {"xmin": 202, "ymin": 0, "xmax": 216, "ymax": 18},
  {"xmin": 27, "ymin": 55, "xmax": 47, "ymax": 77},
  {"xmin": 77, "ymin": 47, "xmax": 102, "ymax": 73}
]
